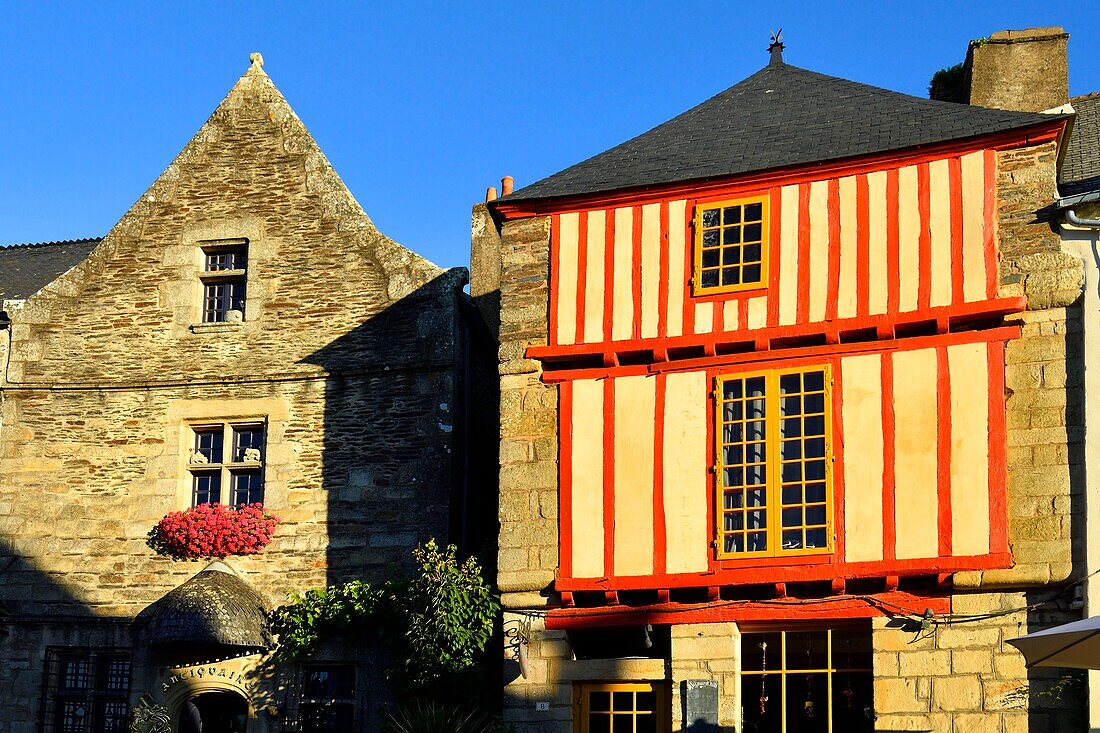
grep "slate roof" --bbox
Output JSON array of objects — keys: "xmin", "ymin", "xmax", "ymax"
[
  {"xmin": 1061, "ymin": 92, "xmax": 1100, "ymax": 197},
  {"xmin": 0, "ymin": 238, "xmax": 100, "ymax": 301},
  {"xmin": 502, "ymin": 59, "xmax": 1062, "ymax": 203}
]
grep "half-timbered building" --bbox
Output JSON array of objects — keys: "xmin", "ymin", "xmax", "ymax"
[{"xmin": 479, "ymin": 36, "xmax": 1085, "ymax": 732}]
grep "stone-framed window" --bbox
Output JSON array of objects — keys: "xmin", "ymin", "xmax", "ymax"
[
  {"xmin": 715, "ymin": 366, "xmax": 832, "ymax": 558},
  {"xmin": 188, "ymin": 422, "xmax": 265, "ymax": 506},
  {"xmin": 199, "ymin": 238, "xmax": 248, "ymax": 323},
  {"xmin": 693, "ymin": 195, "xmax": 769, "ymax": 295},
  {"xmin": 296, "ymin": 664, "xmax": 356, "ymax": 733},
  {"xmin": 574, "ymin": 682, "xmax": 668, "ymax": 733},
  {"xmin": 39, "ymin": 647, "xmax": 131, "ymax": 733},
  {"xmin": 740, "ymin": 625, "xmax": 873, "ymax": 732}
]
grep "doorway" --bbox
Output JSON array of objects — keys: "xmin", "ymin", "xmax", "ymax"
[{"xmin": 178, "ymin": 690, "xmax": 249, "ymax": 733}]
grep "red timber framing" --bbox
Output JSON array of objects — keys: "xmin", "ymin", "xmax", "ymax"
[
  {"xmin": 544, "ymin": 590, "xmax": 952, "ymax": 630},
  {"xmin": 508, "ymin": 126, "xmax": 1056, "ymax": 623}
]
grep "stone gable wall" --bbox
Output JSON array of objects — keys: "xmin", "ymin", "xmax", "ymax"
[{"xmin": 0, "ymin": 63, "xmax": 469, "ymax": 731}]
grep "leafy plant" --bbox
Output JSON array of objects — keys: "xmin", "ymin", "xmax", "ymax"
[
  {"xmin": 269, "ymin": 539, "xmax": 499, "ymax": 699},
  {"xmin": 385, "ymin": 701, "xmax": 495, "ymax": 733},
  {"xmin": 149, "ymin": 503, "xmax": 280, "ymax": 559},
  {"xmin": 397, "ymin": 540, "xmax": 498, "ymax": 688},
  {"xmin": 929, "ymin": 62, "xmax": 967, "ymax": 103},
  {"xmin": 269, "ymin": 579, "xmax": 391, "ymax": 659}
]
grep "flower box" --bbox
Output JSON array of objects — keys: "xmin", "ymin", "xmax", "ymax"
[{"xmin": 150, "ymin": 503, "xmax": 280, "ymax": 559}]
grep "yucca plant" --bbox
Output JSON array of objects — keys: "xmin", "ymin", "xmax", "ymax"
[{"xmin": 385, "ymin": 701, "xmax": 495, "ymax": 733}]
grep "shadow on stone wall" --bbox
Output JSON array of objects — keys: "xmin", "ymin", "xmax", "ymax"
[
  {"xmin": 298, "ymin": 268, "xmax": 499, "ymax": 720},
  {"xmin": 301, "ymin": 267, "xmax": 497, "ymax": 586}
]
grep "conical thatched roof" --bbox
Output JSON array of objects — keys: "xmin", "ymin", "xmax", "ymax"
[{"xmin": 145, "ymin": 562, "xmax": 271, "ymax": 655}]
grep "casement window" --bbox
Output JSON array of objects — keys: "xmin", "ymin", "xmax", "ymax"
[
  {"xmin": 740, "ymin": 626, "xmax": 873, "ymax": 733},
  {"xmin": 575, "ymin": 682, "xmax": 668, "ymax": 733},
  {"xmin": 188, "ymin": 422, "xmax": 265, "ymax": 506},
  {"xmin": 715, "ymin": 367, "xmax": 831, "ymax": 558},
  {"xmin": 693, "ymin": 195, "xmax": 768, "ymax": 295},
  {"xmin": 297, "ymin": 665, "xmax": 356, "ymax": 733},
  {"xmin": 40, "ymin": 648, "xmax": 131, "ymax": 733},
  {"xmin": 200, "ymin": 238, "xmax": 248, "ymax": 323}
]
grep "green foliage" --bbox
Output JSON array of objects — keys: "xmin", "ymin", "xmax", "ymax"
[
  {"xmin": 269, "ymin": 579, "xmax": 391, "ymax": 659},
  {"xmin": 929, "ymin": 62, "xmax": 967, "ymax": 103},
  {"xmin": 384, "ymin": 701, "xmax": 495, "ymax": 733},
  {"xmin": 398, "ymin": 540, "xmax": 498, "ymax": 688},
  {"xmin": 269, "ymin": 539, "xmax": 499, "ymax": 698}
]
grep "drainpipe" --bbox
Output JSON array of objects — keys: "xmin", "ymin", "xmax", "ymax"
[{"xmin": 1060, "ymin": 194, "xmax": 1100, "ymax": 733}]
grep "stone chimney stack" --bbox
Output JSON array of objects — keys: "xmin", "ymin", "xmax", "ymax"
[{"xmin": 966, "ymin": 27, "xmax": 1069, "ymax": 112}]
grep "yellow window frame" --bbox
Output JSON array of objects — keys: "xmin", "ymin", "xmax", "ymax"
[
  {"xmin": 574, "ymin": 682, "xmax": 669, "ymax": 733},
  {"xmin": 714, "ymin": 365, "xmax": 833, "ymax": 559},
  {"xmin": 692, "ymin": 194, "xmax": 770, "ymax": 296},
  {"xmin": 739, "ymin": 626, "xmax": 873, "ymax": 733}
]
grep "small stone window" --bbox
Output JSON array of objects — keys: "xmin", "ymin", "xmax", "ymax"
[
  {"xmin": 40, "ymin": 647, "xmax": 131, "ymax": 733},
  {"xmin": 188, "ymin": 422, "xmax": 265, "ymax": 506},
  {"xmin": 693, "ymin": 195, "xmax": 769, "ymax": 295},
  {"xmin": 296, "ymin": 664, "xmax": 356, "ymax": 733},
  {"xmin": 199, "ymin": 238, "xmax": 248, "ymax": 323}
]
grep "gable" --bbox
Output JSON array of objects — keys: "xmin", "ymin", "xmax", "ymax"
[{"xmin": 6, "ymin": 60, "xmax": 461, "ymax": 384}]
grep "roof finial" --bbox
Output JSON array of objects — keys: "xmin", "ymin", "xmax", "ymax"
[
  {"xmin": 249, "ymin": 52, "xmax": 264, "ymax": 68},
  {"xmin": 768, "ymin": 29, "xmax": 784, "ymax": 66}
]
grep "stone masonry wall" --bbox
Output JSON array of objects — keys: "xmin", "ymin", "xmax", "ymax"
[
  {"xmin": 496, "ymin": 216, "xmax": 558, "ymax": 610},
  {"xmin": 873, "ymin": 593, "xmax": 1084, "ymax": 733},
  {"xmin": 0, "ymin": 61, "xmax": 466, "ymax": 729}
]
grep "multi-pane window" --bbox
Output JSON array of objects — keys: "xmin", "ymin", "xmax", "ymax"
[
  {"xmin": 716, "ymin": 367, "xmax": 831, "ymax": 558},
  {"xmin": 200, "ymin": 239, "xmax": 248, "ymax": 323},
  {"xmin": 575, "ymin": 683, "xmax": 667, "ymax": 733},
  {"xmin": 298, "ymin": 665, "xmax": 355, "ymax": 733},
  {"xmin": 741, "ymin": 627, "xmax": 873, "ymax": 733},
  {"xmin": 189, "ymin": 422, "xmax": 266, "ymax": 506},
  {"xmin": 694, "ymin": 195, "xmax": 768, "ymax": 294},
  {"xmin": 41, "ymin": 648, "xmax": 131, "ymax": 733}
]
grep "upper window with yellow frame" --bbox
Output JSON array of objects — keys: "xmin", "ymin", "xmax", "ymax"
[
  {"xmin": 693, "ymin": 195, "xmax": 769, "ymax": 295},
  {"xmin": 715, "ymin": 365, "xmax": 832, "ymax": 559}
]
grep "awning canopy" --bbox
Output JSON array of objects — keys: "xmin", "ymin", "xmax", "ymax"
[
  {"xmin": 1007, "ymin": 615, "xmax": 1100, "ymax": 669},
  {"xmin": 145, "ymin": 562, "xmax": 272, "ymax": 656}
]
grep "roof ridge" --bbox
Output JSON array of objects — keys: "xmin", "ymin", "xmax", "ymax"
[
  {"xmin": 1071, "ymin": 91, "xmax": 1100, "ymax": 103},
  {"xmin": 0, "ymin": 237, "xmax": 102, "ymax": 250},
  {"xmin": 502, "ymin": 59, "xmax": 1065, "ymax": 204}
]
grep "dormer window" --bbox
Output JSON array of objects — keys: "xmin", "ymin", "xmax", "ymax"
[
  {"xmin": 200, "ymin": 238, "xmax": 248, "ymax": 323},
  {"xmin": 693, "ymin": 196, "xmax": 768, "ymax": 295}
]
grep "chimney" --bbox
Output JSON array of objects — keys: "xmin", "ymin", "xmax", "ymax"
[{"xmin": 965, "ymin": 27, "xmax": 1069, "ymax": 112}]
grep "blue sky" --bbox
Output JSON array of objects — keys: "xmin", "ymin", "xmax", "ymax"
[{"xmin": 0, "ymin": 2, "xmax": 1096, "ymax": 268}]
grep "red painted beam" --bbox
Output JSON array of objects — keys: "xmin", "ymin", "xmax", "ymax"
[{"xmin": 543, "ymin": 590, "xmax": 952, "ymax": 629}]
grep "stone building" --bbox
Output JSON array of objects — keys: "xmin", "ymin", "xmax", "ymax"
[
  {"xmin": 0, "ymin": 56, "xmax": 493, "ymax": 731},
  {"xmin": 478, "ymin": 32, "xmax": 1087, "ymax": 733}
]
